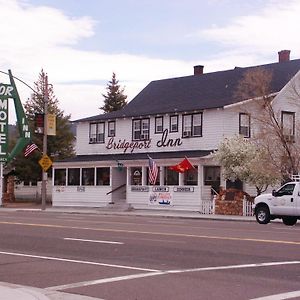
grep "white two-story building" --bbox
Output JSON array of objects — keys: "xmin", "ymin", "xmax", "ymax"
[{"xmin": 52, "ymin": 50, "xmax": 300, "ymax": 211}]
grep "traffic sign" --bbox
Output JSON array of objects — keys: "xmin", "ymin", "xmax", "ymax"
[{"xmin": 39, "ymin": 154, "xmax": 52, "ymax": 172}]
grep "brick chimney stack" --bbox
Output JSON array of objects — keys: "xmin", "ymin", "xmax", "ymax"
[
  {"xmin": 278, "ymin": 50, "xmax": 291, "ymax": 62},
  {"xmin": 194, "ymin": 65, "xmax": 204, "ymax": 75}
]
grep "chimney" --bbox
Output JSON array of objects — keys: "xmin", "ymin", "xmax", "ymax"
[
  {"xmin": 278, "ymin": 50, "xmax": 290, "ymax": 62},
  {"xmin": 194, "ymin": 65, "xmax": 204, "ymax": 75}
]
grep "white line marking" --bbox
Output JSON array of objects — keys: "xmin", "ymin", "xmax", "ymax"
[
  {"xmin": 0, "ymin": 251, "xmax": 158, "ymax": 272},
  {"xmin": 46, "ymin": 260, "xmax": 300, "ymax": 291},
  {"xmin": 250, "ymin": 290, "xmax": 300, "ymax": 300},
  {"xmin": 64, "ymin": 237, "xmax": 124, "ymax": 245}
]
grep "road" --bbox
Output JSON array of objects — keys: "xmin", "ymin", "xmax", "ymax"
[{"xmin": 0, "ymin": 210, "xmax": 299, "ymax": 300}]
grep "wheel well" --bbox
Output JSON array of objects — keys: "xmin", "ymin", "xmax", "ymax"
[{"xmin": 255, "ymin": 203, "xmax": 270, "ymax": 214}]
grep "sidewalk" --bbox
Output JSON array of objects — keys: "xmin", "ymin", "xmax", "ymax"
[
  {"xmin": 0, "ymin": 202, "xmax": 255, "ymax": 299},
  {"xmin": 1, "ymin": 202, "xmax": 255, "ymax": 222}
]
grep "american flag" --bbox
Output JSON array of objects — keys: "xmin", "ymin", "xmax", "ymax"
[
  {"xmin": 24, "ymin": 142, "xmax": 39, "ymax": 157},
  {"xmin": 148, "ymin": 155, "xmax": 158, "ymax": 185}
]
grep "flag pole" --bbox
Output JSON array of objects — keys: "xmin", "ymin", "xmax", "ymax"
[{"xmin": 41, "ymin": 75, "xmax": 48, "ymax": 210}]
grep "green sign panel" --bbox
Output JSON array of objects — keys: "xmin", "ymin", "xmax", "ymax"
[{"xmin": 0, "ymin": 70, "xmax": 33, "ymax": 164}]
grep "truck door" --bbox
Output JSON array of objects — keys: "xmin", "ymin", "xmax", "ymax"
[{"xmin": 273, "ymin": 183, "xmax": 297, "ymax": 215}]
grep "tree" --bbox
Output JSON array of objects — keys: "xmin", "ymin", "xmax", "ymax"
[
  {"xmin": 234, "ymin": 67, "xmax": 300, "ymax": 180},
  {"xmin": 11, "ymin": 69, "xmax": 75, "ymax": 183},
  {"xmin": 213, "ymin": 135, "xmax": 280, "ymax": 195},
  {"xmin": 100, "ymin": 72, "xmax": 127, "ymax": 113}
]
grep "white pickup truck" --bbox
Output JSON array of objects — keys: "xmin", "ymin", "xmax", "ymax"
[{"xmin": 253, "ymin": 181, "xmax": 300, "ymax": 226}]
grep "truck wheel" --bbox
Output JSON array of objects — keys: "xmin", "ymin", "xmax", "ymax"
[
  {"xmin": 282, "ymin": 217, "xmax": 297, "ymax": 226},
  {"xmin": 255, "ymin": 206, "xmax": 270, "ymax": 224}
]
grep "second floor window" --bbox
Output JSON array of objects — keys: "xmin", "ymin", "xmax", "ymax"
[
  {"xmin": 132, "ymin": 118, "xmax": 150, "ymax": 140},
  {"xmin": 89, "ymin": 122, "xmax": 105, "ymax": 143},
  {"xmin": 170, "ymin": 115, "xmax": 178, "ymax": 132},
  {"xmin": 108, "ymin": 121, "xmax": 116, "ymax": 137},
  {"xmin": 239, "ymin": 113, "xmax": 250, "ymax": 138},
  {"xmin": 155, "ymin": 116, "xmax": 163, "ymax": 133},
  {"xmin": 282, "ymin": 111, "xmax": 295, "ymax": 139},
  {"xmin": 182, "ymin": 113, "xmax": 202, "ymax": 138}
]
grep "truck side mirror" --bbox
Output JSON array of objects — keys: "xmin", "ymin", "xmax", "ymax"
[{"xmin": 272, "ymin": 189, "xmax": 277, "ymax": 197}]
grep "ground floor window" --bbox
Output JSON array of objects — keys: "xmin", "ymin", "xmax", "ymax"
[
  {"xmin": 82, "ymin": 168, "xmax": 95, "ymax": 185},
  {"xmin": 184, "ymin": 166, "xmax": 198, "ymax": 185},
  {"xmin": 204, "ymin": 166, "xmax": 220, "ymax": 193},
  {"xmin": 96, "ymin": 167, "xmax": 110, "ymax": 185},
  {"xmin": 54, "ymin": 167, "xmax": 111, "ymax": 186},
  {"xmin": 68, "ymin": 168, "xmax": 80, "ymax": 186},
  {"xmin": 131, "ymin": 167, "xmax": 142, "ymax": 185},
  {"xmin": 54, "ymin": 169, "xmax": 66, "ymax": 185},
  {"xmin": 164, "ymin": 167, "xmax": 179, "ymax": 185}
]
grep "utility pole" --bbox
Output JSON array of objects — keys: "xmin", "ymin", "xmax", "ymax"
[{"xmin": 41, "ymin": 74, "xmax": 48, "ymax": 210}]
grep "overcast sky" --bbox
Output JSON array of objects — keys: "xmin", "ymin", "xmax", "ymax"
[{"xmin": 0, "ymin": 0, "xmax": 300, "ymax": 122}]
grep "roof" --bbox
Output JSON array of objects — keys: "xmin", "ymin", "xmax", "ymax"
[
  {"xmin": 54, "ymin": 150, "xmax": 213, "ymax": 164},
  {"xmin": 76, "ymin": 58, "xmax": 300, "ymax": 123}
]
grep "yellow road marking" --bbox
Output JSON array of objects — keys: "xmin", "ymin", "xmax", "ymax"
[{"xmin": 0, "ymin": 220, "xmax": 299, "ymax": 245}]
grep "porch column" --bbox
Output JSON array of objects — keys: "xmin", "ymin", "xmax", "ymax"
[{"xmin": 142, "ymin": 166, "xmax": 147, "ymax": 185}]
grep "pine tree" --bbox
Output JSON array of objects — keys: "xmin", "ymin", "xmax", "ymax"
[
  {"xmin": 100, "ymin": 72, "xmax": 127, "ymax": 113},
  {"xmin": 12, "ymin": 69, "xmax": 75, "ymax": 183}
]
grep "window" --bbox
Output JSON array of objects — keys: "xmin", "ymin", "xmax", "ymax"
[
  {"xmin": 131, "ymin": 167, "xmax": 142, "ymax": 185},
  {"xmin": 82, "ymin": 168, "xmax": 95, "ymax": 185},
  {"xmin": 170, "ymin": 115, "xmax": 178, "ymax": 132},
  {"xmin": 96, "ymin": 167, "xmax": 110, "ymax": 185},
  {"xmin": 155, "ymin": 116, "xmax": 163, "ymax": 133},
  {"xmin": 68, "ymin": 168, "xmax": 80, "ymax": 186},
  {"xmin": 184, "ymin": 166, "xmax": 198, "ymax": 185},
  {"xmin": 282, "ymin": 111, "xmax": 295, "ymax": 141},
  {"xmin": 132, "ymin": 118, "xmax": 150, "ymax": 140},
  {"xmin": 89, "ymin": 122, "xmax": 105, "ymax": 143},
  {"xmin": 182, "ymin": 113, "xmax": 202, "ymax": 137},
  {"xmin": 239, "ymin": 113, "xmax": 250, "ymax": 138},
  {"xmin": 108, "ymin": 121, "xmax": 116, "ymax": 137},
  {"xmin": 54, "ymin": 169, "xmax": 66, "ymax": 185},
  {"xmin": 276, "ymin": 183, "xmax": 295, "ymax": 196},
  {"xmin": 164, "ymin": 167, "xmax": 179, "ymax": 185},
  {"xmin": 204, "ymin": 166, "xmax": 221, "ymax": 193}
]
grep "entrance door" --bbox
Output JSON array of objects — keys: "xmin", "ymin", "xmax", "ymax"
[{"xmin": 111, "ymin": 167, "xmax": 127, "ymax": 203}]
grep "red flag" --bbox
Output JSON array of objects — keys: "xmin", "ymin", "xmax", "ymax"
[
  {"xmin": 169, "ymin": 157, "xmax": 195, "ymax": 173},
  {"xmin": 24, "ymin": 143, "xmax": 39, "ymax": 157}
]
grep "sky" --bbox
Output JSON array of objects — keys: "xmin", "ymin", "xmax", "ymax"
[{"xmin": 0, "ymin": 0, "xmax": 300, "ymax": 122}]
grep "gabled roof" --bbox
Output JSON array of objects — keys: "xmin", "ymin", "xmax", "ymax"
[{"xmin": 76, "ymin": 58, "xmax": 300, "ymax": 123}]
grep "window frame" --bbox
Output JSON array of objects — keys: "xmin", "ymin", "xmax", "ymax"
[
  {"xmin": 182, "ymin": 113, "xmax": 202, "ymax": 138},
  {"xmin": 89, "ymin": 122, "xmax": 105, "ymax": 144},
  {"xmin": 281, "ymin": 111, "xmax": 295, "ymax": 137},
  {"xmin": 170, "ymin": 115, "xmax": 179, "ymax": 133},
  {"xmin": 132, "ymin": 118, "xmax": 150, "ymax": 141},
  {"xmin": 239, "ymin": 113, "xmax": 251, "ymax": 138},
  {"xmin": 155, "ymin": 116, "xmax": 164, "ymax": 134},
  {"xmin": 108, "ymin": 121, "xmax": 116, "ymax": 137}
]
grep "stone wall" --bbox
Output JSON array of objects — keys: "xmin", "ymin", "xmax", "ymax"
[{"xmin": 215, "ymin": 188, "xmax": 253, "ymax": 215}]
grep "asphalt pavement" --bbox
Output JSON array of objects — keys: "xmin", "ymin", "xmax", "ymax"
[{"xmin": 0, "ymin": 203, "xmax": 255, "ymax": 299}]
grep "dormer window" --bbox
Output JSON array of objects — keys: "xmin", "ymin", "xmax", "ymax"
[{"xmin": 239, "ymin": 113, "xmax": 250, "ymax": 138}]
